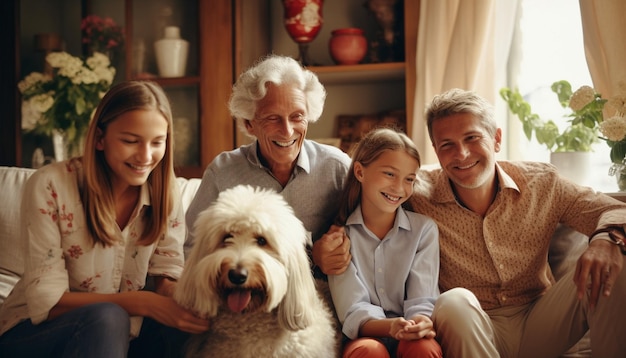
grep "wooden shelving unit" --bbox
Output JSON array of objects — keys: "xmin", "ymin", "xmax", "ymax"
[
  {"xmin": 235, "ymin": 0, "xmax": 418, "ymax": 145},
  {"xmin": 7, "ymin": 0, "xmax": 235, "ymax": 177},
  {"xmin": 3, "ymin": 0, "xmax": 418, "ymax": 169}
]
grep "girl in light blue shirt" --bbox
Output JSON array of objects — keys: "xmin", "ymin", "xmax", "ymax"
[{"xmin": 328, "ymin": 127, "xmax": 442, "ymax": 358}]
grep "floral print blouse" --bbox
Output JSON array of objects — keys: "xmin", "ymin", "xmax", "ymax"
[{"xmin": 0, "ymin": 159, "xmax": 185, "ymax": 336}]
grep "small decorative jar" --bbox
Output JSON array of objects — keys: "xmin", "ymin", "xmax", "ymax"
[{"xmin": 329, "ymin": 28, "xmax": 367, "ymax": 65}]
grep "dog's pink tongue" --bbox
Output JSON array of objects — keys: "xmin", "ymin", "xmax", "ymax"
[{"xmin": 227, "ymin": 290, "xmax": 251, "ymax": 313}]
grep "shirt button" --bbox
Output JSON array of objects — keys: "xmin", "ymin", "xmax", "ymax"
[
  {"xmin": 501, "ymin": 295, "xmax": 507, "ymax": 301},
  {"xmin": 499, "ymin": 264, "xmax": 504, "ymax": 269}
]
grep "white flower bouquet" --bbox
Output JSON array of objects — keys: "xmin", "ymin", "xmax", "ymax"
[
  {"xmin": 18, "ymin": 51, "xmax": 116, "ymax": 152},
  {"xmin": 597, "ymin": 83, "xmax": 626, "ymax": 162},
  {"xmin": 564, "ymin": 81, "xmax": 626, "ymax": 165}
]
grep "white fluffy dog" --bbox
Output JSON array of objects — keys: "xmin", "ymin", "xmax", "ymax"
[{"xmin": 175, "ymin": 185, "xmax": 338, "ymax": 358}]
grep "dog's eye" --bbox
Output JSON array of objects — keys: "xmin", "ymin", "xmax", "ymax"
[
  {"xmin": 256, "ymin": 237, "xmax": 267, "ymax": 246},
  {"xmin": 222, "ymin": 234, "xmax": 233, "ymax": 245}
]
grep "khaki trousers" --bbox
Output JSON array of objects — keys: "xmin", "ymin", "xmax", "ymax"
[{"xmin": 432, "ymin": 258, "xmax": 626, "ymax": 358}]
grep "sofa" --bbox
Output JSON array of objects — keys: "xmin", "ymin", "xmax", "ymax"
[{"xmin": 0, "ymin": 166, "xmax": 590, "ymax": 356}]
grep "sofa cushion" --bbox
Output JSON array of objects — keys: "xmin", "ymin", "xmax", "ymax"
[
  {"xmin": 0, "ymin": 167, "xmax": 35, "ymax": 303},
  {"xmin": 176, "ymin": 176, "xmax": 201, "ymax": 214},
  {"xmin": 549, "ymin": 225, "xmax": 591, "ymax": 358},
  {"xmin": 549, "ymin": 224, "xmax": 588, "ymax": 280}
]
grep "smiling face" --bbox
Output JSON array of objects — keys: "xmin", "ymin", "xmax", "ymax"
[
  {"xmin": 431, "ymin": 112, "xmax": 502, "ymax": 193},
  {"xmin": 355, "ymin": 149, "xmax": 419, "ymax": 220},
  {"xmin": 95, "ymin": 109, "xmax": 168, "ymax": 194},
  {"xmin": 245, "ymin": 83, "xmax": 308, "ymax": 176}
]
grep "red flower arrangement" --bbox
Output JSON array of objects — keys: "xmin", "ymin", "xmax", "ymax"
[{"xmin": 80, "ymin": 15, "xmax": 124, "ymax": 53}]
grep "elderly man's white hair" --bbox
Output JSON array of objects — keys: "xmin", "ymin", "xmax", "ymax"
[{"xmin": 228, "ymin": 54, "xmax": 327, "ymax": 136}]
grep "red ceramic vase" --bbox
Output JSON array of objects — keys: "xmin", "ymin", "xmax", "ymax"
[
  {"xmin": 283, "ymin": 0, "xmax": 323, "ymax": 44},
  {"xmin": 329, "ymin": 28, "xmax": 367, "ymax": 65}
]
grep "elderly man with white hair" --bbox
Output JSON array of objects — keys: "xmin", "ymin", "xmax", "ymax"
[{"xmin": 185, "ymin": 55, "xmax": 351, "ymax": 268}]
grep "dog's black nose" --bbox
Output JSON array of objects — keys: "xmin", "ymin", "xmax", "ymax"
[{"xmin": 228, "ymin": 268, "xmax": 248, "ymax": 285}]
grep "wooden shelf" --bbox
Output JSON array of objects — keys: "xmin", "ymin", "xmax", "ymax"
[
  {"xmin": 174, "ymin": 165, "xmax": 204, "ymax": 179},
  {"xmin": 132, "ymin": 75, "xmax": 201, "ymax": 86},
  {"xmin": 307, "ymin": 62, "xmax": 406, "ymax": 84}
]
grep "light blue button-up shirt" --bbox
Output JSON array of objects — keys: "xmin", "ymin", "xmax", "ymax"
[{"xmin": 328, "ymin": 205, "xmax": 440, "ymax": 339}]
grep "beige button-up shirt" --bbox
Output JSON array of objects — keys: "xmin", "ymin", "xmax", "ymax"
[{"xmin": 410, "ymin": 161, "xmax": 626, "ymax": 310}]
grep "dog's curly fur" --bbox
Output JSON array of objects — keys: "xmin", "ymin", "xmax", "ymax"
[{"xmin": 175, "ymin": 185, "xmax": 339, "ymax": 358}]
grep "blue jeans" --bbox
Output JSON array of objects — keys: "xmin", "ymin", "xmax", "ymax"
[
  {"xmin": 0, "ymin": 302, "xmax": 130, "ymax": 358},
  {"xmin": 0, "ymin": 302, "xmax": 191, "ymax": 358}
]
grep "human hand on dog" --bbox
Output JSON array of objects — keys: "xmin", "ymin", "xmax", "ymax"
[
  {"xmin": 148, "ymin": 294, "xmax": 210, "ymax": 334},
  {"xmin": 390, "ymin": 315, "xmax": 436, "ymax": 341},
  {"xmin": 574, "ymin": 239, "xmax": 624, "ymax": 311},
  {"xmin": 312, "ymin": 225, "xmax": 351, "ymax": 275}
]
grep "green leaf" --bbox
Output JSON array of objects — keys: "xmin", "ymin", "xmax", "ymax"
[
  {"xmin": 500, "ymin": 80, "xmax": 600, "ymax": 153},
  {"xmin": 611, "ymin": 141, "xmax": 626, "ymax": 164},
  {"xmin": 522, "ymin": 121, "xmax": 533, "ymax": 140},
  {"xmin": 551, "ymin": 80, "xmax": 573, "ymax": 108}
]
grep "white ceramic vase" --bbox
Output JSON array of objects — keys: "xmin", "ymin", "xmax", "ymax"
[
  {"xmin": 154, "ymin": 26, "xmax": 189, "ymax": 78},
  {"xmin": 550, "ymin": 152, "xmax": 592, "ymax": 187}
]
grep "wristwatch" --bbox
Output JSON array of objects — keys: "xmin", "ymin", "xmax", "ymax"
[{"xmin": 590, "ymin": 227, "xmax": 626, "ymax": 255}]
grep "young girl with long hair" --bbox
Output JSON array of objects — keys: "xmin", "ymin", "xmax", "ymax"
[
  {"xmin": 0, "ymin": 81, "xmax": 208, "ymax": 357},
  {"xmin": 328, "ymin": 127, "xmax": 442, "ymax": 358}
]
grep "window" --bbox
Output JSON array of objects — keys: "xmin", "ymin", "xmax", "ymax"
[{"xmin": 507, "ymin": 0, "xmax": 613, "ymax": 190}]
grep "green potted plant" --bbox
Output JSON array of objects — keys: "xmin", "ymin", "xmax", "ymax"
[
  {"xmin": 502, "ymin": 79, "xmax": 626, "ymax": 190},
  {"xmin": 500, "ymin": 80, "xmax": 603, "ymax": 153},
  {"xmin": 500, "ymin": 80, "xmax": 605, "ymax": 186}
]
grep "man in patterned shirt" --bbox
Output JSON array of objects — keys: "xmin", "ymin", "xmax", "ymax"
[{"xmin": 409, "ymin": 88, "xmax": 626, "ymax": 357}]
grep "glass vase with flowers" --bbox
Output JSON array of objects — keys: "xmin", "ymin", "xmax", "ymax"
[{"xmin": 596, "ymin": 81, "xmax": 626, "ymax": 190}]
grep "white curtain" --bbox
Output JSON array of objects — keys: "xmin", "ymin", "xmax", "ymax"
[
  {"xmin": 579, "ymin": 0, "xmax": 626, "ymax": 99},
  {"xmin": 410, "ymin": 0, "xmax": 521, "ymax": 164}
]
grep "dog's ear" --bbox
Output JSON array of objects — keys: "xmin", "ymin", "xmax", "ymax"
[
  {"xmin": 173, "ymin": 211, "xmax": 222, "ymax": 317},
  {"xmin": 174, "ymin": 256, "xmax": 221, "ymax": 318},
  {"xmin": 278, "ymin": 239, "xmax": 318, "ymax": 331}
]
